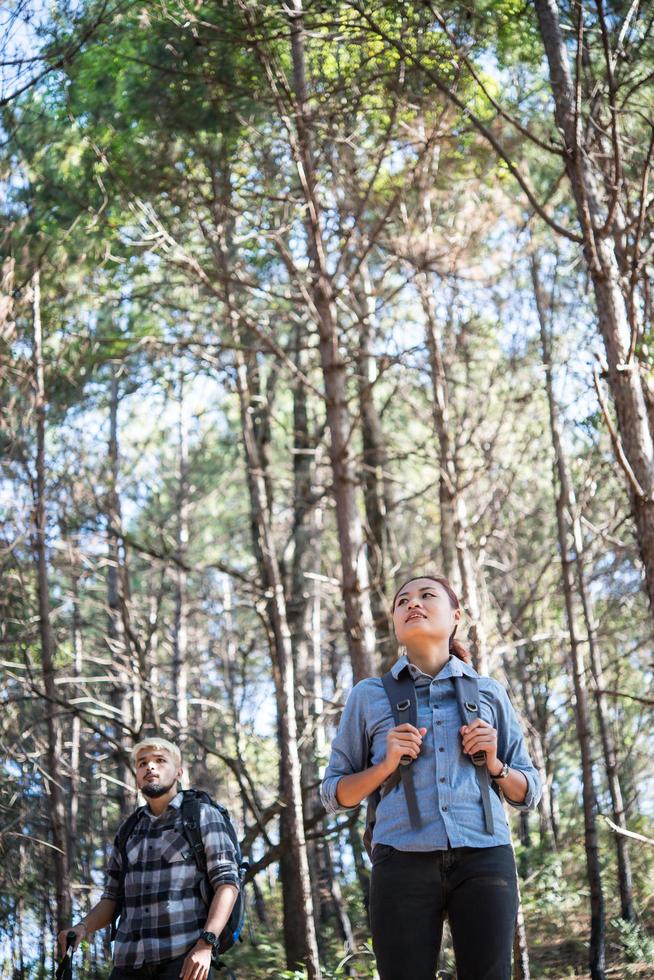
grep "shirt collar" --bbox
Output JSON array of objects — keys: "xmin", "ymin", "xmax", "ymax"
[
  {"xmin": 144, "ymin": 790, "xmax": 184, "ymax": 819},
  {"xmin": 391, "ymin": 653, "xmax": 479, "ymax": 681}
]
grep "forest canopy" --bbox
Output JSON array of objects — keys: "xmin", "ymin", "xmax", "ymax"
[{"xmin": 1, "ymin": 2, "xmax": 653, "ymax": 978}]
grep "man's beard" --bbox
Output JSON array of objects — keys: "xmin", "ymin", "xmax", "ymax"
[{"xmin": 141, "ymin": 779, "xmax": 176, "ymax": 799}]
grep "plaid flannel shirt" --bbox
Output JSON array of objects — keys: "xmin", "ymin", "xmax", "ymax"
[{"xmin": 101, "ymin": 792, "xmax": 240, "ymax": 968}]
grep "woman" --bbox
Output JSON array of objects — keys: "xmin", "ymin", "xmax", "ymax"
[{"xmin": 321, "ymin": 575, "xmax": 541, "ymax": 980}]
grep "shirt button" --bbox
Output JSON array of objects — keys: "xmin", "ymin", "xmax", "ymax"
[
  {"xmin": 439, "ymin": 747, "xmax": 445, "ymax": 752},
  {"xmin": 436, "ymin": 720, "xmax": 443, "ymax": 726},
  {"xmin": 440, "ymin": 777, "xmax": 445, "ymax": 783},
  {"xmin": 441, "ymin": 805, "xmax": 448, "ymax": 812}
]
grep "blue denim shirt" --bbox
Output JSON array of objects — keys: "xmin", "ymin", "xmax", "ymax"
[{"xmin": 321, "ymin": 655, "xmax": 542, "ymax": 851}]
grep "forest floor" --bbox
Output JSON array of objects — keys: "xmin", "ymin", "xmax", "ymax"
[{"xmin": 525, "ymin": 907, "xmax": 653, "ymax": 979}]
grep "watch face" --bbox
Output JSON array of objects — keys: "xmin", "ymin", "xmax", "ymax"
[{"xmin": 202, "ymin": 931, "xmax": 218, "ymax": 946}]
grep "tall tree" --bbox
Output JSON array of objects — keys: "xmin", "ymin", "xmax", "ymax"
[
  {"xmin": 280, "ymin": 0, "xmax": 377, "ymax": 682},
  {"xmin": 533, "ymin": 0, "xmax": 654, "ymax": 617},
  {"xmin": 30, "ymin": 269, "xmax": 72, "ymax": 934},
  {"xmin": 532, "ymin": 251, "xmax": 635, "ymax": 924}
]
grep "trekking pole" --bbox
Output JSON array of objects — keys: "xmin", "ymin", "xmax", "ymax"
[{"xmin": 55, "ymin": 931, "xmax": 77, "ymax": 980}]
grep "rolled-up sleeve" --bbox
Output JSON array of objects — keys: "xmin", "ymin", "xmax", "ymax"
[
  {"xmin": 321, "ymin": 681, "xmax": 372, "ymax": 815},
  {"xmin": 491, "ymin": 680, "xmax": 542, "ymax": 811},
  {"xmin": 200, "ymin": 805, "xmax": 240, "ymax": 890},
  {"xmin": 100, "ymin": 841, "xmax": 122, "ymax": 901}
]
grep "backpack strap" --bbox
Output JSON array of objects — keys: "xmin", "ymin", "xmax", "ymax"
[
  {"xmin": 110, "ymin": 807, "xmax": 146, "ymax": 940},
  {"xmin": 381, "ymin": 670, "xmax": 421, "ymax": 830},
  {"xmin": 180, "ymin": 791, "xmax": 207, "ymax": 875},
  {"xmin": 180, "ymin": 789, "xmax": 249, "ymax": 885},
  {"xmin": 179, "ymin": 790, "xmax": 249, "ymax": 958},
  {"xmin": 453, "ymin": 674, "xmax": 494, "ymax": 835}
]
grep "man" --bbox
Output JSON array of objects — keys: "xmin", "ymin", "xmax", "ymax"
[{"xmin": 58, "ymin": 738, "xmax": 240, "ymax": 980}]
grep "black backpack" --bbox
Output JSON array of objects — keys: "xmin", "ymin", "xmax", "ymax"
[
  {"xmin": 111, "ymin": 789, "xmax": 249, "ymax": 959},
  {"xmin": 363, "ymin": 667, "xmax": 496, "ymax": 858}
]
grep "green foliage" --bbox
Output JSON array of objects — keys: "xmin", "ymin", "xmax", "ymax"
[
  {"xmin": 612, "ymin": 919, "xmax": 654, "ymax": 966},
  {"xmin": 1, "ymin": 3, "xmax": 653, "ymax": 978}
]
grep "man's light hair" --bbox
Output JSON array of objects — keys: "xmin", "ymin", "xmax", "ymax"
[{"xmin": 132, "ymin": 737, "xmax": 182, "ymax": 769}]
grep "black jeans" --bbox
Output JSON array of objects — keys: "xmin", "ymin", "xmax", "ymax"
[
  {"xmin": 369, "ymin": 844, "xmax": 518, "ymax": 980},
  {"xmin": 108, "ymin": 951, "xmax": 212, "ymax": 980}
]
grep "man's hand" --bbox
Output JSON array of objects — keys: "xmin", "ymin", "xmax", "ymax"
[
  {"xmin": 57, "ymin": 922, "xmax": 87, "ymax": 957},
  {"xmin": 179, "ymin": 941, "xmax": 213, "ymax": 980}
]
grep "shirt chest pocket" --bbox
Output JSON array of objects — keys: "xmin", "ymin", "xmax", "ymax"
[
  {"xmin": 161, "ymin": 831, "xmax": 194, "ymax": 866},
  {"xmin": 125, "ymin": 828, "xmax": 149, "ymax": 866}
]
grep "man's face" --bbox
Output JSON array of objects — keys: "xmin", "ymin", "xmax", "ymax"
[{"xmin": 134, "ymin": 748, "xmax": 182, "ymax": 799}]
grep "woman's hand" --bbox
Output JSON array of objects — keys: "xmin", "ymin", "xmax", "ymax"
[
  {"xmin": 384, "ymin": 723, "xmax": 428, "ymax": 771},
  {"xmin": 335, "ymin": 723, "xmax": 428, "ymax": 808},
  {"xmin": 459, "ymin": 718, "xmax": 498, "ymax": 772}
]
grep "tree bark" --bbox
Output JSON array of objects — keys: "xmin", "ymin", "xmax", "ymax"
[
  {"xmin": 417, "ymin": 273, "xmax": 489, "ymax": 672},
  {"xmin": 287, "ymin": 0, "xmax": 377, "ymax": 682},
  {"xmin": 106, "ymin": 366, "xmax": 157, "ymax": 740},
  {"xmin": 532, "ymin": 253, "xmax": 635, "ymax": 923},
  {"xmin": 107, "ymin": 369, "xmax": 131, "ymax": 812},
  {"xmin": 354, "ymin": 263, "xmax": 398, "ymax": 671},
  {"xmin": 285, "ymin": 324, "xmax": 330, "ymax": 942},
  {"xmin": 534, "ymin": 0, "xmax": 654, "ymax": 616},
  {"xmin": 31, "ymin": 269, "xmax": 72, "ymax": 934},
  {"xmin": 512, "ymin": 871, "xmax": 531, "ymax": 980},
  {"xmin": 233, "ymin": 339, "xmax": 322, "ymax": 978},
  {"xmin": 173, "ymin": 370, "xmax": 190, "ymax": 739},
  {"xmin": 532, "ymin": 253, "xmax": 607, "ymax": 978},
  {"xmin": 69, "ymin": 566, "xmax": 83, "ymax": 870}
]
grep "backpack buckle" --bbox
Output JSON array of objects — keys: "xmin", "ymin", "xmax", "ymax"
[
  {"xmin": 464, "ymin": 701, "xmax": 478, "ymax": 712},
  {"xmin": 396, "ymin": 699, "xmax": 411, "ymax": 712}
]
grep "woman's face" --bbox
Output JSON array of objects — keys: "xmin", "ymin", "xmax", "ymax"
[{"xmin": 392, "ymin": 578, "xmax": 460, "ymax": 648}]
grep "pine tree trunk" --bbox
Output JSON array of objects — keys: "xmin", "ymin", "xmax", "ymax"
[
  {"xmin": 287, "ymin": 0, "xmax": 377, "ymax": 682},
  {"xmin": 532, "ymin": 254, "xmax": 606, "ymax": 977},
  {"xmin": 286, "ymin": 333, "xmax": 328, "ymax": 944},
  {"xmin": 354, "ymin": 265, "xmax": 398, "ymax": 671},
  {"xmin": 233, "ymin": 341, "xmax": 322, "ymax": 978},
  {"xmin": 534, "ymin": 0, "xmax": 654, "ymax": 616},
  {"xmin": 417, "ymin": 273, "xmax": 488, "ymax": 671},
  {"xmin": 31, "ymin": 269, "xmax": 72, "ymax": 935},
  {"xmin": 552, "ymin": 440, "xmax": 607, "ymax": 980},
  {"xmin": 107, "ymin": 370, "xmax": 130, "ymax": 813},
  {"xmin": 512, "ymin": 873, "xmax": 531, "ymax": 980},
  {"xmin": 207, "ymin": 143, "xmax": 321, "ymax": 974},
  {"xmin": 533, "ymin": 253, "xmax": 635, "ymax": 924},
  {"xmin": 173, "ymin": 370, "xmax": 190, "ymax": 739},
  {"xmin": 69, "ymin": 568, "xmax": 83, "ymax": 870}
]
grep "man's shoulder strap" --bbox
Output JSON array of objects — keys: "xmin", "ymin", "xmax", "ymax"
[
  {"xmin": 179, "ymin": 790, "xmax": 210, "ymax": 874},
  {"xmin": 179, "ymin": 788, "xmax": 245, "ymax": 874},
  {"xmin": 114, "ymin": 807, "xmax": 146, "ymax": 851}
]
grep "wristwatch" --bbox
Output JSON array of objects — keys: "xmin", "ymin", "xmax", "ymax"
[
  {"xmin": 491, "ymin": 760, "xmax": 510, "ymax": 780},
  {"xmin": 199, "ymin": 931, "xmax": 219, "ymax": 949}
]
